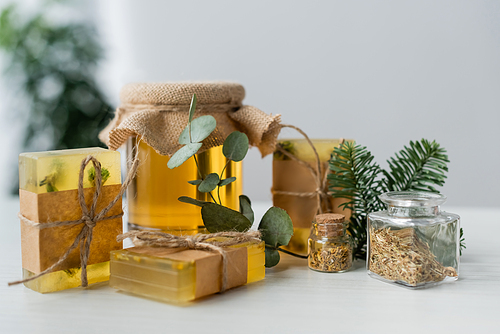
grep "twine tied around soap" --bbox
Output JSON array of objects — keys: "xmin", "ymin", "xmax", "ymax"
[
  {"xmin": 271, "ymin": 124, "xmax": 345, "ymax": 215},
  {"xmin": 118, "ymin": 230, "xmax": 262, "ymax": 293},
  {"xmin": 9, "ymin": 154, "xmax": 140, "ymax": 288}
]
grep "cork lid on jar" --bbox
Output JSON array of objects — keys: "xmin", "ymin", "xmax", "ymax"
[{"xmin": 314, "ymin": 213, "xmax": 346, "ymax": 237}]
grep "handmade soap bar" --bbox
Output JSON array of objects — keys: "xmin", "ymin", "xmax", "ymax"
[
  {"xmin": 109, "ymin": 240, "xmax": 265, "ymax": 303},
  {"xmin": 19, "ymin": 148, "xmax": 122, "ymax": 293},
  {"xmin": 273, "ymin": 139, "xmax": 352, "ymax": 254},
  {"xmin": 19, "ymin": 148, "xmax": 121, "ymax": 193}
]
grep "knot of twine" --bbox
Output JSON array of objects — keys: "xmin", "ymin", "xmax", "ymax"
[
  {"xmin": 271, "ymin": 124, "xmax": 345, "ymax": 215},
  {"xmin": 118, "ymin": 230, "xmax": 262, "ymax": 293},
  {"xmin": 9, "ymin": 154, "xmax": 140, "ymax": 288},
  {"xmin": 82, "ymin": 215, "xmax": 96, "ymax": 228}
]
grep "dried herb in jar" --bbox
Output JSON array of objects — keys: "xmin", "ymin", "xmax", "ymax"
[
  {"xmin": 309, "ymin": 243, "xmax": 352, "ymax": 272},
  {"xmin": 308, "ymin": 214, "xmax": 353, "ymax": 273},
  {"xmin": 368, "ymin": 227, "xmax": 457, "ymax": 286}
]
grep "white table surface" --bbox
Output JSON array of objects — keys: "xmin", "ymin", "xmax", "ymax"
[{"xmin": 1, "ymin": 196, "xmax": 499, "ymax": 334}]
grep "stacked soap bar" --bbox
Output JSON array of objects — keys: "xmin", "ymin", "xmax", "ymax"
[
  {"xmin": 109, "ymin": 240, "xmax": 265, "ymax": 303},
  {"xmin": 19, "ymin": 148, "xmax": 121, "ymax": 193},
  {"xmin": 19, "ymin": 148, "xmax": 122, "ymax": 293}
]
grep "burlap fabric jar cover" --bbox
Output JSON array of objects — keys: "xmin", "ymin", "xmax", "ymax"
[{"xmin": 100, "ymin": 82, "xmax": 282, "ymax": 231}]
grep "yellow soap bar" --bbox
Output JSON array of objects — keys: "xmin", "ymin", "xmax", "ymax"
[
  {"xmin": 19, "ymin": 147, "xmax": 121, "ymax": 193},
  {"xmin": 18, "ymin": 147, "xmax": 122, "ymax": 293},
  {"xmin": 22, "ymin": 261, "xmax": 110, "ymax": 294},
  {"xmin": 278, "ymin": 139, "xmax": 345, "ymax": 162},
  {"xmin": 109, "ymin": 241, "xmax": 265, "ymax": 303}
]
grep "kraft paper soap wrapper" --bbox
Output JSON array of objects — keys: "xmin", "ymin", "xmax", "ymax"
[
  {"xmin": 272, "ymin": 160, "xmax": 351, "ymax": 229},
  {"xmin": 124, "ymin": 246, "xmax": 248, "ymax": 299},
  {"xmin": 20, "ymin": 184, "xmax": 123, "ymax": 274}
]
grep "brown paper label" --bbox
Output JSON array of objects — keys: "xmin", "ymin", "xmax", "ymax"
[
  {"xmin": 272, "ymin": 160, "xmax": 321, "ymax": 229},
  {"xmin": 20, "ymin": 185, "xmax": 123, "ymax": 273},
  {"xmin": 272, "ymin": 160, "xmax": 351, "ymax": 229},
  {"xmin": 194, "ymin": 246, "xmax": 247, "ymax": 299}
]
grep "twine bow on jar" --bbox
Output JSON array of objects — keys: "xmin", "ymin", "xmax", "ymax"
[{"xmin": 9, "ymin": 155, "xmax": 140, "ymax": 288}]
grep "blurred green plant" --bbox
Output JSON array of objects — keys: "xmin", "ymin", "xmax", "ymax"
[{"xmin": 0, "ymin": 3, "xmax": 112, "ymax": 154}]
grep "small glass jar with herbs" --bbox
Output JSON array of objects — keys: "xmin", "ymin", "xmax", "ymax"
[{"xmin": 308, "ymin": 213, "xmax": 352, "ymax": 273}]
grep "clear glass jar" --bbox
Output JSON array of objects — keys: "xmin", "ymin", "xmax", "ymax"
[
  {"xmin": 308, "ymin": 213, "xmax": 352, "ymax": 273},
  {"xmin": 367, "ymin": 191, "xmax": 460, "ymax": 289},
  {"xmin": 126, "ymin": 138, "xmax": 242, "ymax": 232}
]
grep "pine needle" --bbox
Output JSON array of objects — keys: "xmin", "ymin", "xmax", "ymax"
[{"xmin": 328, "ymin": 139, "xmax": 464, "ymax": 259}]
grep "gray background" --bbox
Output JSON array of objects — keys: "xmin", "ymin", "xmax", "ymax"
[{"xmin": 1, "ymin": 0, "xmax": 499, "ymax": 207}]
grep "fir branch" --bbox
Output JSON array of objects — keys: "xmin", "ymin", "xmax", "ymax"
[
  {"xmin": 328, "ymin": 142, "xmax": 385, "ymax": 259},
  {"xmin": 328, "ymin": 139, "xmax": 464, "ymax": 258},
  {"xmin": 383, "ymin": 139, "xmax": 449, "ymax": 193},
  {"xmin": 384, "ymin": 139, "xmax": 465, "ymax": 254}
]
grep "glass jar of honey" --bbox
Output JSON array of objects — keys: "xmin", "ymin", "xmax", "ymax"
[
  {"xmin": 100, "ymin": 82, "xmax": 281, "ymax": 233},
  {"xmin": 126, "ymin": 138, "xmax": 242, "ymax": 231}
]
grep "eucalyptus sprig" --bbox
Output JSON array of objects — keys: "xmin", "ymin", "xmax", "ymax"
[{"xmin": 168, "ymin": 94, "xmax": 295, "ymax": 267}]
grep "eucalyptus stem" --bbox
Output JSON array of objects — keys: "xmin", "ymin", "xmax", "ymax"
[
  {"xmin": 220, "ymin": 160, "xmax": 230, "ymax": 178},
  {"xmin": 193, "ymin": 154, "xmax": 219, "ymax": 204},
  {"xmin": 193, "ymin": 155, "xmax": 203, "ymax": 179},
  {"xmin": 277, "ymin": 247, "xmax": 308, "ymax": 259},
  {"xmin": 217, "ymin": 160, "xmax": 231, "ymax": 206},
  {"xmin": 188, "ymin": 123, "xmax": 192, "ymax": 144},
  {"xmin": 208, "ymin": 192, "xmax": 218, "ymax": 204}
]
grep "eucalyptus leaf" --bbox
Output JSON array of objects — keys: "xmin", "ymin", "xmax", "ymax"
[
  {"xmin": 239, "ymin": 195, "xmax": 254, "ymax": 224},
  {"xmin": 258, "ymin": 207, "xmax": 294, "ymax": 248},
  {"xmin": 264, "ymin": 248, "xmax": 280, "ymax": 268},
  {"xmin": 178, "ymin": 196, "xmax": 209, "ymax": 207},
  {"xmin": 179, "ymin": 115, "xmax": 216, "ymax": 144},
  {"xmin": 167, "ymin": 143, "xmax": 202, "ymax": 169},
  {"xmin": 188, "ymin": 179, "xmax": 203, "ymax": 185},
  {"xmin": 198, "ymin": 173, "xmax": 220, "ymax": 193},
  {"xmin": 219, "ymin": 177, "xmax": 236, "ymax": 187},
  {"xmin": 201, "ymin": 203, "xmax": 252, "ymax": 233},
  {"xmin": 222, "ymin": 131, "xmax": 249, "ymax": 162},
  {"xmin": 188, "ymin": 93, "xmax": 197, "ymax": 123}
]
